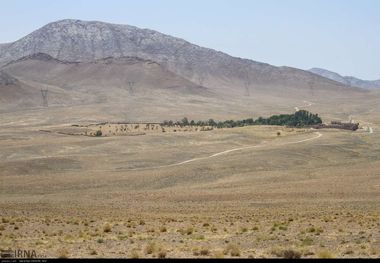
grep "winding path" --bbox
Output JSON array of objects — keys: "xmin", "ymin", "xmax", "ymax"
[{"xmin": 127, "ymin": 132, "xmax": 323, "ymax": 171}]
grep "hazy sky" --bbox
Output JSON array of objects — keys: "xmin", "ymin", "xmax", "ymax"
[{"xmin": 1, "ymin": 0, "xmax": 379, "ymax": 80}]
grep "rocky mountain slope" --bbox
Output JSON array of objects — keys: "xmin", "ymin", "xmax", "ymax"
[
  {"xmin": 0, "ymin": 19, "xmax": 371, "ymax": 121},
  {"xmin": 309, "ymin": 68, "xmax": 380, "ymax": 90},
  {"xmin": 0, "ymin": 19, "xmax": 361, "ymax": 96}
]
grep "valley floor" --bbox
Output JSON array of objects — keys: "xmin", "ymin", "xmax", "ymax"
[{"xmin": 0, "ymin": 108, "xmax": 379, "ymax": 258}]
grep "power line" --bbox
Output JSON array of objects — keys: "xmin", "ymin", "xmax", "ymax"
[
  {"xmin": 244, "ymin": 69, "xmax": 251, "ymax": 97},
  {"xmin": 41, "ymin": 89, "xmax": 48, "ymax": 107},
  {"xmin": 128, "ymin": 81, "xmax": 135, "ymax": 95}
]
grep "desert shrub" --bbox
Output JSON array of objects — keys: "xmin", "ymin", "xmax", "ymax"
[
  {"xmin": 95, "ymin": 130, "xmax": 102, "ymax": 137},
  {"xmin": 272, "ymin": 248, "xmax": 301, "ymax": 259},
  {"xmin": 57, "ymin": 248, "xmax": 69, "ymax": 258},
  {"xmin": 103, "ymin": 223, "xmax": 112, "ymax": 233},
  {"xmin": 301, "ymin": 236, "xmax": 314, "ymax": 246},
  {"xmin": 158, "ymin": 250, "xmax": 167, "ymax": 258},
  {"xmin": 213, "ymin": 250, "xmax": 224, "ymax": 258},
  {"xmin": 240, "ymin": 227, "xmax": 248, "ymax": 233},
  {"xmin": 193, "ymin": 234, "xmax": 205, "ymax": 240},
  {"xmin": 129, "ymin": 250, "xmax": 139, "ymax": 259},
  {"xmin": 224, "ymin": 244, "xmax": 241, "ymax": 257},
  {"xmin": 186, "ymin": 227, "xmax": 194, "ymax": 235},
  {"xmin": 317, "ymin": 250, "xmax": 335, "ymax": 258},
  {"xmin": 282, "ymin": 249, "xmax": 302, "ymax": 259},
  {"xmin": 145, "ymin": 242, "xmax": 156, "ymax": 255},
  {"xmin": 200, "ymin": 248, "xmax": 210, "ymax": 256}
]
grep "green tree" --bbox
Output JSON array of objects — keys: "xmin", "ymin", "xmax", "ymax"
[
  {"xmin": 208, "ymin": 119, "xmax": 217, "ymax": 127},
  {"xmin": 181, "ymin": 117, "xmax": 189, "ymax": 126}
]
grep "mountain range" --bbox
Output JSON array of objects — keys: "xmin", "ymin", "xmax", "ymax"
[
  {"xmin": 0, "ymin": 19, "xmax": 371, "ymax": 121},
  {"xmin": 309, "ymin": 68, "xmax": 380, "ymax": 90}
]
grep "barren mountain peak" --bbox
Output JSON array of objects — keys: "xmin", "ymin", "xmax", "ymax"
[{"xmin": 0, "ymin": 19, "xmax": 366, "ymax": 113}]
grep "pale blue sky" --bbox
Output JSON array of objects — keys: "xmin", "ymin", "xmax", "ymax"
[{"xmin": 1, "ymin": 0, "xmax": 379, "ymax": 79}]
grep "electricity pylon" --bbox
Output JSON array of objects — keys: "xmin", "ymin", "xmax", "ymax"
[{"xmin": 41, "ymin": 89, "xmax": 48, "ymax": 107}]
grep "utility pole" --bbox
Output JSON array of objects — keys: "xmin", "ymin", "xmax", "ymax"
[
  {"xmin": 41, "ymin": 89, "xmax": 48, "ymax": 107},
  {"xmin": 198, "ymin": 72, "xmax": 205, "ymax": 87},
  {"xmin": 128, "ymin": 81, "xmax": 135, "ymax": 95},
  {"xmin": 244, "ymin": 80, "xmax": 251, "ymax": 97},
  {"xmin": 244, "ymin": 70, "xmax": 251, "ymax": 97},
  {"xmin": 308, "ymin": 79, "xmax": 315, "ymax": 97}
]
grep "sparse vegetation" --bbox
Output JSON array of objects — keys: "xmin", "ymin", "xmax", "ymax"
[
  {"xmin": 158, "ymin": 250, "xmax": 167, "ymax": 259},
  {"xmin": 129, "ymin": 250, "xmax": 140, "ymax": 259},
  {"xmin": 200, "ymin": 248, "xmax": 210, "ymax": 256},
  {"xmin": 145, "ymin": 242, "xmax": 157, "ymax": 255},
  {"xmin": 57, "ymin": 248, "xmax": 69, "ymax": 258},
  {"xmin": 271, "ymin": 247, "xmax": 302, "ymax": 259},
  {"xmin": 224, "ymin": 244, "xmax": 241, "ymax": 257},
  {"xmin": 1, "ymin": 109, "xmax": 377, "ymax": 259},
  {"xmin": 282, "ymin": 249, "xmax": 302, "ymax": 259},
  {"xmin": 103, "ymin": 223, "xmax": 112, "ymax": 233},
  {"xmin": 317, "ymin": 250, "xmax": 335, "ymax": 258}
]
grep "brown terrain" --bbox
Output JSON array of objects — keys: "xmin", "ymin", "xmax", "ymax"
[
  {"xmin": 0, "ymin": 20, "xmax": 379, "ymax": 259},
  {"xmin": 0, "ymin": 97, "xmax": 379, "ymax": 258}
]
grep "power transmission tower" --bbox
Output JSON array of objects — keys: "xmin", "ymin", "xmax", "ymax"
[
  {"xmin": 244, "ymin": 81, "xmax": 251, "ymax": 97},
  {"xmin": 244, "ymin": 70, "xmax": 251, "ymax": 97},
  {"xmin": 198, "ymin": 74, "xmax": 205, "ymax": 86},
  {"xmin": 308, "ymin": 79, "xmax": 315, "ymax": 97},
  {"xmin": 128, "ymin": 81, "xmax": 135, "ymax": 95},
  {"xmin": 41, "ymin": 89, "xmax": 48, "ymax": 107}
]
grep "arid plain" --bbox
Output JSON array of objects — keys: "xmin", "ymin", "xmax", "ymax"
[
  {"xmin": 0, "ymin": 18, "xmax": 380, "ymax": 259},
  {"xmin": 0, "ymin": 94, "xmax": 379, "ymax": 258}
]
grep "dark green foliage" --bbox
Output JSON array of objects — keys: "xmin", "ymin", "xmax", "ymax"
[
  {"xmin": 253, "ymin": 110, "xmax": 322, "ymax": 127},
  {"xmin": 181, "ymin": 117, "xmax": 189, "ymax": 126},
  {"xmin": 95, "ymin": 130, "xmax": 102, "ymax": 137},
  {"xmin": 208, "ymin": 119, "xmax": 217, "ymax": 127},
  {"xmin": 161, "ymin": 110, "xmax": 322, "ymax": 129}
]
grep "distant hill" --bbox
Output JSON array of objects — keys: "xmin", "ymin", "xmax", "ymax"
[
  {"xmin": 309, "ymin": 68, "xmax": 380, "ymax": 90},
  {"xmin": 1, "ymin": 53, "xmax": 211, "ymax": 109},
  {"xmin": 0, "ymin": 19, "xmax": 369, "ymax": 120},
  {"xmin": 0, "ymin": 70, "xmax": 53, "ymax": 111},
  {"xmin": 0, "ymin": 19, "xmax": 361, "ymax": 96}
]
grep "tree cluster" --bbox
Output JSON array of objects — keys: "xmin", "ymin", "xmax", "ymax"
[{"xmin": 162, "ymin": 110, "xmax": 322, "ymax": 129}]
